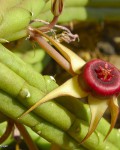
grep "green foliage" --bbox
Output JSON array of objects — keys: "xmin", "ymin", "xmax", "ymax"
[
  {"xmin": 0, "ymin": 0, "xmax": 120, "ymax": 150},
  {"xmin": 0, "ymin": 0, "xmax": 46, "ymax": 42}
]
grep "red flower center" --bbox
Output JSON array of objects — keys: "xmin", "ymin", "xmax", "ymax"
[
  {"xmin": 95, "ymin": 63, "xmax": 114, "ymax": 82},
  {"xmin": 79, "ymin": 59, "xmax": 120, "ymax": 96}
]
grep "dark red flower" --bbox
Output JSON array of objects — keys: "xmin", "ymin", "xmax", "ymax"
[
  {"xmin": 81, "ymin": 59, "xmax": 120, "ymax": 97},
  {"xmin": 21, "ymin": 29, "xmax": 120, "ymax": 143}
]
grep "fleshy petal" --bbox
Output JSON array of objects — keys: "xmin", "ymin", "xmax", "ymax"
[
  {"xmin": 33, "ymin": 29, "xmax": 86, "ymax": 74},
  {"xmin": 81, "ymin": 94, "xmax": 108, "ymax": 143},
  {"xmin": 104, "ymin": 96, "xmax": 119, "ymax": 140},
  {"xmin": 50, "ymin": 41, "xmax": 86, "ymax": 74},
  {"xmin": 19, "ymin": 76, "xmax": 88, "ymax": 119}
]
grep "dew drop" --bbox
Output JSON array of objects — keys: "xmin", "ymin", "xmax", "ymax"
[
  {"xmin": 19, "ymin": 88, "xmax": 31, "ymax": 98},
  {"xmin": 50, "ymin": 76, "xmax": 56, "ymax": 81}
]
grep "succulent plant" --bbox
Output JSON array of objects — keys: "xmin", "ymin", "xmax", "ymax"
[
  {"xmin": 0, "ymin": 0, "xmax": 46, "ymax": 43},
  {"xmin": 20, "ymin": 27, "xmax": 120, "ymax": 143},
  {"xmin": 1, "ymin": 0, "xmax": 120, "ymax": 149}
]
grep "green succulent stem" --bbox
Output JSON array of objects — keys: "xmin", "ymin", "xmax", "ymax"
[
  {"xmin": 0, "ymin": 91, "xmax": 80, "ymax": 150},
  {"xmin": 57, "ymin": 97, "xmax": 120, "ymax": 148},
  {"xmin": 39, "ymin": 1, "xmax": 120, "ymax": 24},
  {"xmin": 1, "ymin": 0, "xmax": 120, "ymax": 43},
  {"xmin": 43, "ymin": 0, "xmax": 120, "ymax": 12},
  {"xmin": 0, "ymin": 0, "xmax": 46, "ymax": 43},
  {"xmin": 0, "ymin": 1, "xmax": 120, "ymax": 149},
  {"xmin": 0, "ymin": 44, "xmax": 119, "ymax": 150}
]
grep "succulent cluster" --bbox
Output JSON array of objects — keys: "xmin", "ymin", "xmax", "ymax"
[
  {"xmin": 0, "ymin": 0, "xmax": 46, "ymax": 43},
  {"xmin": 0, "ymin": 0, "xmax": 120, "ymax": 150},
  {"xmin": 21, "ymin": 27, "xmax": 120, "ymax": 143}
]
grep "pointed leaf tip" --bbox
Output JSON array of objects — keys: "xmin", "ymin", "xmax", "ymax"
[
  {"xmin": 104, "ymin": 97, "xmax": 119, "ymax": 141},
  {"xmin": 19, "ymin": 76, "xmax": 87, "ymax": 119},
  {"xmin": 81, "ymin": 95, "xmax": 108, "ymax": 143}
]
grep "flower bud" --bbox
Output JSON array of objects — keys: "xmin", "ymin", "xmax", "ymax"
[{"xmin": 51, "ymin": 0, "xmax": 63, "ymax": 16}]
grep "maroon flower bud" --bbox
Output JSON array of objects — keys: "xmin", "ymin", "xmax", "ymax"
[
  {"xmin": 80, "ymin": 59, "xmax": 120, "ymax": 97},
  {"xmin": 51, "ymin": 0, "xmax": 63, "ymax": 16}
]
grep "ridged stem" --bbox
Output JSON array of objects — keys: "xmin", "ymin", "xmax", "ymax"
[
  {"xmin": 57, "ymin": 97, "xmax": 120, "ymax": 148},
  {"xmin": 0, "ymin": 45, "xmax": 119, "ymax": 149},
  {"xmin": 39, "ymin": 7, "xmax": 120, "ymax": 23},
  {"xmin": 0, "ymin": 90, "xmax": 118, "ymax": 150},
  {"xmin": 0, "ymin": 91, "xmax": 80, "ymax": 150},
  {"xmin": 43, "ymin": 0, "xmax": 120, "ymax": 13},
  {"xmin": 0, "ymin": 62, "xmax": 75, "ymax": 131}
]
